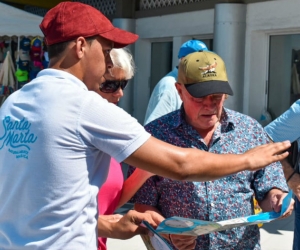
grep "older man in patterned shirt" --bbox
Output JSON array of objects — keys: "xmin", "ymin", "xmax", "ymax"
[{"xmin": 130, "ymin": 51, "xmax": 293, "ymax": 250}]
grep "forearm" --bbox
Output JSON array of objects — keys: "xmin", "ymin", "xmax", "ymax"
[
  {"xmin": 99, "ymin": 214, "xmax": 123, "ymax": 223},
  {"xmin": 281, "ymin": 159, "xmax": 300, "ymax": 200},
  {"xmin": 117, "ymin": 169, "xmax": 153, "ymax": 209},
  {"xmin": 124, "ymin": 136, "xmax": 290, "ymax": 182},
  {"xmin": 181, "ymin": 150, "xmax": 250, "ymax": 181},
  {"xmin": 125, "ymin": 137, "xmax": 247, "ymax": 181},
  {"xmin": 182, "ymin": 142, "xmax": 290, "ymax": 181}
]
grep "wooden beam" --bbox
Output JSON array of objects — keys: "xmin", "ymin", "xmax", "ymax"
[{"xmin": 1, "ymin": 0, "xmax": 64, "ymax": 9}]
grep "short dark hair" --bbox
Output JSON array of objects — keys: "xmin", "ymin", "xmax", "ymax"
[
  {"xmin": 47, "ymin": 40, "xmax": 70, "ymax": 59},
  {"xmin": 47, "ymin": 36, "xmax": 98, "ymax": 59}
]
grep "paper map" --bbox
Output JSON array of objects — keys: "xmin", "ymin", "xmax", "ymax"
[{"xmin": 141, "ymin": 190, "xmax": 293, "ymax": 249}]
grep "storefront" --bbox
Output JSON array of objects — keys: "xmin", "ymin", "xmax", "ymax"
[
  {"xmin": 268, "ymin": 34, "xmax": 300, "ymax": 122},
  {"xmin": 2, "ymin": 0, "xmax": 299, "ymax": 125},
  {"xmin": 129, "ymin": 0, "xmax": 300, "ymax": 124}
]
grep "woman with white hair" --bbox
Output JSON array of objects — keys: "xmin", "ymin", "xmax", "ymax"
[{"xmin": 97, "ymin": 48, "xmax": 153, "ymax": 250}]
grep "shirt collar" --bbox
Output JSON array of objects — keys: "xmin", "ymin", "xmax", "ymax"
[
  {"xmin": 37, "ymin": 69, "xmax": 88, "ymax": 91},
  {"xmin": 219, "ymin": 108, "xmax": 235, "ymax": 132}
]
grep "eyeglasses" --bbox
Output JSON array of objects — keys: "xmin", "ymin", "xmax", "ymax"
[
  {"xmin": 190, "ymin": 94, "xmax": 224, "ymax": 103},
  {"xmin": 99, "ymin": 80, "xmax": 128, "ymax": 93}
]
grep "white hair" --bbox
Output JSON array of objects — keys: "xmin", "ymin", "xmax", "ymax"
[{"xmin": 109, "ymin": 48, "xmax": 135, "ymax": 79}]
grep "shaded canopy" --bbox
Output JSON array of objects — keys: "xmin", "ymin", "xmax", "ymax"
[{"xmin": 0, "ymin": 2, "xmax": 43, "ymax": 37}]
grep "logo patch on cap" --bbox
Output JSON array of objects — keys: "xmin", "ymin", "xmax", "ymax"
[{"xmin": 199, "ymin": 59, "xmax": 217, "ymax": 76}]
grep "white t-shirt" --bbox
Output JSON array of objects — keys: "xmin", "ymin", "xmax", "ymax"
[{"xmin": 0, "ymin": 69, "xmax": 150, "ymax": 249}]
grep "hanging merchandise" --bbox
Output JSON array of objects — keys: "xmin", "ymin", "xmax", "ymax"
[
  {"xmin": 29, "ymin": 36, "xmax": 43, "ymax": 80},
  {"xmin": 2, "ymin": 39, "xmax": 11, "ymax": 59},
  {"xmin": 20, "ymin": 37, "xmax": 31, "ymax": 51},
  {"xmin": 15, "ymin": 68, "xmax": 29, "ymax": 88},
  {"xmin": 42, "ymin": 38, "xmax": 49, "ymax": 69},
  {"xmin": 0, "ymin": 51, "xmax": 16, "ymax": 107},
  {"xmin": 0, "ymin": 40, "xmax": 4, "ymax": 62},
  {"xmin": 10, "ymin": 37, "xmax": 18, "ymax": 64},
  {"xmin": 15, "ymin": 36, "xmax": 45, "ymax": 88},
  {"xmin": 0, "ymin": 51, "xmax": 15, "ymax": 88},
  {"xmin": 19, "ymin": 49, "xmax": 30, "ymax": 61},
  {"xmin": 15, "ymin": 36, "xmax": 31, "ymax": 88},
  {"xmin": 19, "ymin": 37, "xmax": 30, "ymax": 62},
  {"xmin": 18, "ymin": 59, "xmax": 30, "ymax": 71}
]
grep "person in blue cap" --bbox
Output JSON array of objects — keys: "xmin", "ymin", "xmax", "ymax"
[
  {"xmin": 144, "ymin": 40, "xmax": 208, "ymax": 125},
  {"xmin": 264, "ymin": 101, "xmax": 300, "ymax": 250}
]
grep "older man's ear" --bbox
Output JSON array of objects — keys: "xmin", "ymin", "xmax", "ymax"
[{"xmin": 175, "ymin": 82, "xmax": 184, "ymax": 100}]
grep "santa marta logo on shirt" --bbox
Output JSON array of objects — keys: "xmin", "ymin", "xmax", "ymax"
[{"xmin": 0, "ymin": 116, "xmax": 37, "ymax": 159}]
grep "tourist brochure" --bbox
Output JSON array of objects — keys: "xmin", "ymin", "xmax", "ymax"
[
  {"xmin": 141, "ymin": 221, "xmax": 173, "ymax": 250},
  {"xmin": 141, "ymin": 190, "xmax": 293, "ymax": 250}
]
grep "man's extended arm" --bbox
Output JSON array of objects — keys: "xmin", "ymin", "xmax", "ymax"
[{"xmin": 124, "ymin": 136, "xmax": 290, "ymax": 182}]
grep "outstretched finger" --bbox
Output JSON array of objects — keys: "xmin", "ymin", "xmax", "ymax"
[
  {"xmin": 265, "ymin": 141, "xmax": 289, "ymax": 153},
  {"xmin": 274, "ymin": 151, "xmax": 289, "ymax": 161},
  {"xmin": 128, "ymin": 210, "xmax": 157, "ymax": 228}
]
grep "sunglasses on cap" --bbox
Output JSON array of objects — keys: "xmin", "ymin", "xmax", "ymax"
[{"xmin": 99, "ymin": 80, "xmax": 128, "ymax": 93}]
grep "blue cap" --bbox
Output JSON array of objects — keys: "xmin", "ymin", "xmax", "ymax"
[
  {"xmin": 18, "ymin": 59, "xmax": 30, "ymax": 71},
  {"xmin": 20, "ymin": 37, "xmax": 31, "ymax": 51},
  {"xmin": 178, "ymin": 40, "xmax": 208, "ymax": 59}
]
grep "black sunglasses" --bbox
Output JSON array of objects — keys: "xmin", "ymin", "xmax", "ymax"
[{"xmin": 99, "ymin": 80, "xmax": 128, "ymax": 93}]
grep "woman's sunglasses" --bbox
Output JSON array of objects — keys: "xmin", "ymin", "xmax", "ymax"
[{"xmin": 99, "ymin": 80, "xmax": 128, "ymax": 93}]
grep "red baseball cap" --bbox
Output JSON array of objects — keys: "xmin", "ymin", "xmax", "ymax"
[{"xmin": 40, "ymin": 2, "xmax": 138, "ymax": 48}]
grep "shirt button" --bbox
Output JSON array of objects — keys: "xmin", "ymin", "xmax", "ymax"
[{"xmin": 211, "ymin": 203, "xmax": 214, "ymax": 207}]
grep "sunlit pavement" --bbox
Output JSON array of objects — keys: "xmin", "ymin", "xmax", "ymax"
[{"xmin": 260, "ymin": 211, "xmax": 294, "ymax": 250}]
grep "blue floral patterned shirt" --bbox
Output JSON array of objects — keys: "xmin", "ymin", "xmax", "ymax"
[{"xmin": 130, "ymin": 107, "xmax": 288, "ymax": 250}]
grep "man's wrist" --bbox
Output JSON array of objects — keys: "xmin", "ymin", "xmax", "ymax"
[
  {"xmin": 281, "ymin": 159, "xmax": 296, "ymax": 181},
  {"xmin": 287, "ymin": 169, "xmax": 298, "ymax": 183},
  {"xmin": 240, "ymin": 153, "xmax": 251, "ymax": 171},
  {"xmin": 98, "ymin": 217, "xmax": 114, "ymax": 238}
]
